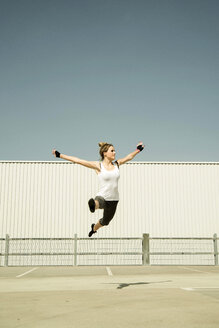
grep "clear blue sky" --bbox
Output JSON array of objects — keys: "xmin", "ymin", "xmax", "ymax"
[{"xmin": 0, "ymin": 0, "xmax": 218, "ymax": 162}]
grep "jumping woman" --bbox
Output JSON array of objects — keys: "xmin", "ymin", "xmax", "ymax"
[{"xmin": 52, "ymin": 142, "xmax": 144, "ymax": 237}]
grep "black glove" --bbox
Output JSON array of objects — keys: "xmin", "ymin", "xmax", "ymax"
[
  {"xmin": 136, "ymin": 142, "xmax": 144, "ymax": 152},
  {"xmin": 55, "ymin": 150, "xmax": 60, "ymax": 158}
]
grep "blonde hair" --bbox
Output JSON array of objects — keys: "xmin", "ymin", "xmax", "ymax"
[{"xmin": 98, "ymin": 142, "xmax": 113, "ymax": 160}]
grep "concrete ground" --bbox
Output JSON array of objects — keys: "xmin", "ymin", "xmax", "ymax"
[{"xmin": 0, "ymin": 266, "xmax": 219, "ymax": 328}]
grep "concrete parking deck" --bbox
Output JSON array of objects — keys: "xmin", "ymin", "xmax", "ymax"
[{"xmin": 0, "ymin": 266, "xmax": 219, "ymax": 328}]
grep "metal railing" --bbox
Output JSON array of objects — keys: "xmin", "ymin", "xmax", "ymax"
[{"xmin": 0, "ymin": 233, "xmax": 218, "ymax": 266}]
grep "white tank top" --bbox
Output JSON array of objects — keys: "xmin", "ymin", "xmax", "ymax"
[{"xmin": 96, "ymin": 162, "xmax": 120, "ymax": 201}]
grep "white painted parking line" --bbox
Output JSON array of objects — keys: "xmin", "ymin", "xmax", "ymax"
[
  {"xmin": 16, "ymin": 267, "xmax": 38, "ymax": 278},
  {"xmin": 106, "ymin": 267, "xmax": 113, "ymax": 276},
  {"xmin": 190, "ymin": 287, "xmax": 219, "ymax": 289},
  {"xmin": 180, "ymin": 266, "xmax": 212, "ymax": 274},
  {"xmin": 181, "ymin": 287, "xmax": 219, "ymax": 291}
]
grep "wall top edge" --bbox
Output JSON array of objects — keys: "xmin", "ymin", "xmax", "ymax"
[{"xmin": 0, "ymin": 160, "xmax": 219, "ymax": 165}]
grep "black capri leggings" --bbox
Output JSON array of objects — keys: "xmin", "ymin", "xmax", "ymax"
[{"xmin": 95, "ymin": 196, "xmax": 118, "ymax": 226}]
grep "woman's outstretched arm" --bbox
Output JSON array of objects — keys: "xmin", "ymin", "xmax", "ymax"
[
  {"xmin": 117, "ymin": 142, "xmax": 145, "ymax": 166},
  {"xmin": 52, "ymin": 149, "xmax": 100, "ymax": 171}
]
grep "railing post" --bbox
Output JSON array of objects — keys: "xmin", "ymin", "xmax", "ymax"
[
  {"xmin": 5, "ymin": 234, "xmax": 10, "ymax": 267},
  {"xmin": 213, "ymin": 233, "xmax": 218, "ymax": 266},
  {"xmin": 74, "ymin": 233, "xmax": 77, "ymax": 266},
  {"xmin": 142, "ymin": 233, "xmax": 150, "ymax": 265}
]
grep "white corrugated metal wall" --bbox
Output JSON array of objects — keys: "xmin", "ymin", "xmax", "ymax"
[{"xmin": 0, "ymin": 161, "xmax": 219, "ymax": 238}]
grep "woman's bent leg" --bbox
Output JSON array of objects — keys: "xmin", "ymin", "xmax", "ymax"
[
  {"xmin": 99, "ymin": 201, "xmax": 118, "ymax": 227},
  {"xmin": 94, "ymin": 220, "xmax": 103, "ymax": 231},
  {"xmin": 88, "ymin": 200, "xmax": 118, "ymax": 237}
]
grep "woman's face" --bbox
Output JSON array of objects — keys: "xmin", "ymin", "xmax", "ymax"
[{"xmin": 104, "ymin": 146, "xmax": 116, "ymax": 161}]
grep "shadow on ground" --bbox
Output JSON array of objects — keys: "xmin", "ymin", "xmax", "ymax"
[{"xmin": 103, "ymin": 280, "xmax": 172, "ymax": 289}]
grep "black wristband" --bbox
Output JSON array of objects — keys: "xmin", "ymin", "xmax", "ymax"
[
  {"xmin": 55, "ymin": 150, "xmax": 60, "ymax": 158},
  {"xmin": 137, "ymin": 145, "xmax": 144, "ymax": 152}
]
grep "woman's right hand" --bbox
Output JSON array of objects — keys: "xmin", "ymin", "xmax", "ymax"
[{"xmin": 52, "ymin": 149, "xmax": 60, "ymax": 157}]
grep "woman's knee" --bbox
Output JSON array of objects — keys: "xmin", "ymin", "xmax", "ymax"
[
  {"xmin": 95, "ymin": 200, "xmax": 99, "ymax": 209},
  {"xmin": 95, "ymin": 196, "xmax": 105, "ymax": 209}
]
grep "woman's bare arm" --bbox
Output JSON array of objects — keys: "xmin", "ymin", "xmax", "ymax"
[
  {"xmin": 117, "ymin": 142, "xmax": 145, "ymax": 166},
  {"xmin": 52, "ymin": 149, "xmax": 100, "ymax": 171}
]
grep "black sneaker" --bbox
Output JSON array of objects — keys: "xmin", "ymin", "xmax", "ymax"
[
  {"xmin": 88, "ymin": 198, "xmax": 95, "ymax": 213},
  {"xmin": 88, "ymin": 224, "xmax": 97, "ymax": 237}
]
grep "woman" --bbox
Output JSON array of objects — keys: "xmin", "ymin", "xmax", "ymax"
[{"xmin": 52, "ymin": 142, "xmax": 144, "ymax": 237}]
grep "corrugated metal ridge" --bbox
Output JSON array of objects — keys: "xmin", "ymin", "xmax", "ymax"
[
  {"xmin": 0, "ymin": 161, "xmax": 219, "ymax": 165},
  {"xmin": 128, "ymin": 162, "xmax": 219, "ymax": 165}
]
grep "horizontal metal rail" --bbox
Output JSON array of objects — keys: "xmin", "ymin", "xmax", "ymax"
[
  {"xmin": 0, "ymin": 252, "xmax": 143, "ymax": 256},
  {"xmin": 4, "ymin": 237, "xmax": 143, "ymax": 241},
  {"xmin": 1, "ymin": 237, "xmax": 217, "ymax": 241},
  {"xmin": 150, "ymin": 252, "xmax": 217, "ymax": 255},
  {"xmin": 150, "ymin": 237, "xmax": 216, "ymax": 240},
  {"xmin": 1, "ymin": 252, "xmax": 217, "ymax": 256},
  {"xmin": 0, "ymin": 237, "xmax": 218, "ymax": 241}
]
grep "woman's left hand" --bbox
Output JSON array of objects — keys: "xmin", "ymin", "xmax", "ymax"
[{"xmin": 136, "ymin": 142, "xmax": 145, "ymax": 152}]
